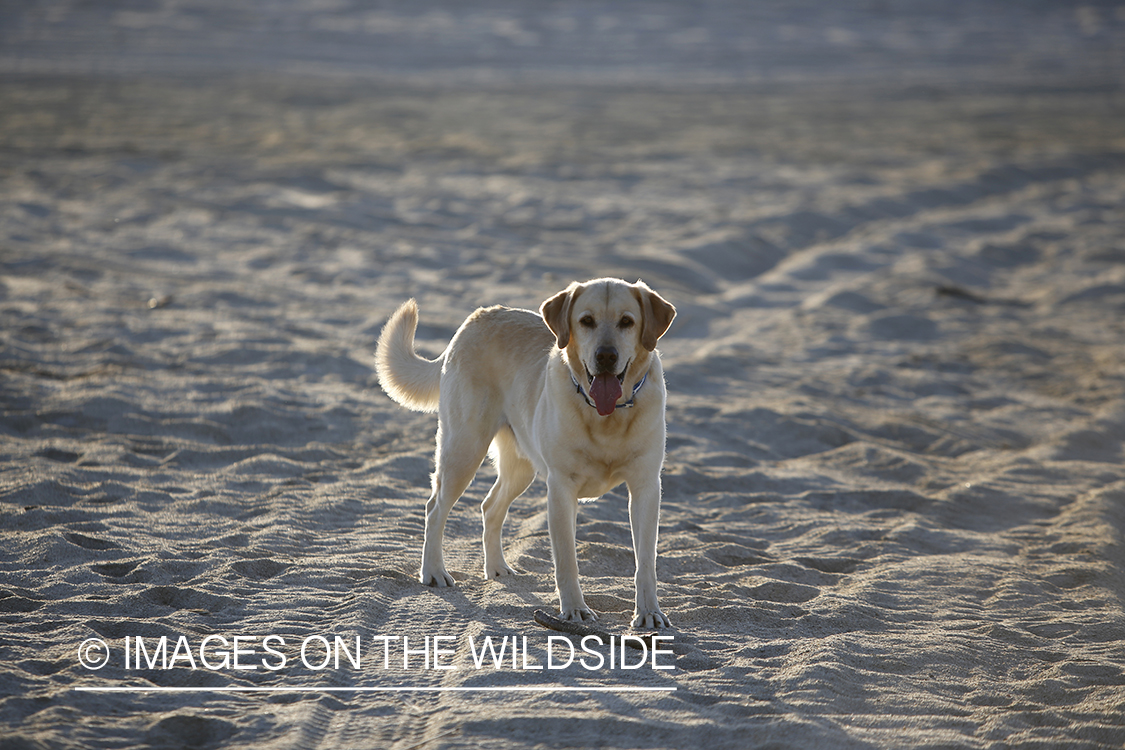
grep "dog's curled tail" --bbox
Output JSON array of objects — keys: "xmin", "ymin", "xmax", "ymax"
[{"xmin": 375, "ymin": 299, "xmax": 442, "ymax": 413}]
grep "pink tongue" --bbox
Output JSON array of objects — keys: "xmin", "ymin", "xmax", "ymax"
[{"xmin": 589, "ymin": 373, "xmax": 623, "ymax": 416}]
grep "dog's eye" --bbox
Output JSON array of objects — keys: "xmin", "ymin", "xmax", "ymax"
[
  {"xmin": 579, "ymin": 315, "xmax": 596, "ymax": 328},
  {"xmin": 619, "ymin": 316, "xmax": 635, "ymax": 329}
]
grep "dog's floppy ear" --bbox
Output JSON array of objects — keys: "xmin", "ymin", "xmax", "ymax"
[
  {"xmin": 540, "ymin": 283, "xmax": 579, "ymax": 349},
  {"xmin": 634, "ymin": 280, "xmax": 676, "ymax": 351}
]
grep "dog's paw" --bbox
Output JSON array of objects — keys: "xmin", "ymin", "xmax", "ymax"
[
  {"xmin": 559, "ymin": 607, "xmax": 599, "ymax": 623},
  {"xmin": 631, "ymin": 609, "xmax": 671, "ymax": 629},
  {"xmin": 420, "ymin": 568, "xmax": 456, "ymax": 587},
  {"xmin": 485, "ymin": 562, "xmax": 517, "ymax": 579}
]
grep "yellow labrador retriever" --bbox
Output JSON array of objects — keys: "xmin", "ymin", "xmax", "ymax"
[{"xmin": 375, "ymin": 278, "xmax": 675, "ymax": 628}]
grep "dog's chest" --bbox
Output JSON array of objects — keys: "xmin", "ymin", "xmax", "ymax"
[{"xmin": 565, "ymin": 411, "xmax": 655, "ymax": 492}]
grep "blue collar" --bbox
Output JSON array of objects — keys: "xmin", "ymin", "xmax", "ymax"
[{"xmin": 570, "ymin": 370, "xmax": 649, "ymax": 411}]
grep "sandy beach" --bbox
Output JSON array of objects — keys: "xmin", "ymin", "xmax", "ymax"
[{"xmin": 2, "ymin": 2, "xmax": 1125, "ymax": 748}]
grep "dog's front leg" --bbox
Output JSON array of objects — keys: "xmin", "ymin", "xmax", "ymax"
[
  {"xmin": 546, "ymin": 478, "xmax": 596, "ymax": 622},
  {"xmin": 628, "ymin": 476, "xmax": 670, "ymax": 628}
]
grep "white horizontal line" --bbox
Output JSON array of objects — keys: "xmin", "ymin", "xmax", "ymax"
[{"xmin": 74, "ymin": 686, "xmax": 675, "ymax": 693}]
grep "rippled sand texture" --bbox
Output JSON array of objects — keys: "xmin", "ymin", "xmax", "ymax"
[{"xmin": 3, "ymin": 2, "xmax": 1125, "ymax": 749}]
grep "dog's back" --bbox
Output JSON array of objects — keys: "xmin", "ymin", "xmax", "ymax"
[{"xmin": 376, "ymin": 302, "xmax": 553, "ymax": 414}]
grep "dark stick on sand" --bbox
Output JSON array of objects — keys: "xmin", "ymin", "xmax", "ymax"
[{"xmin": 533, "ymin": 609, "xmax": 662, "ymax": 651}]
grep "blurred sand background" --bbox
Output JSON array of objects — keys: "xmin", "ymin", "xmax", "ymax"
[{"xmin": 2, "ymin": 2, "xmax": 1125, "ymax": 748}]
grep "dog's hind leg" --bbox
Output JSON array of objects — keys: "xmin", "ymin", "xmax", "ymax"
[
  {"xmin": 481, "ymin": 427, "xmax": 536, "ymax": 579},
  {"xmin": 420, "ymin": 419, "xmax": 491, "ymax": 588}
]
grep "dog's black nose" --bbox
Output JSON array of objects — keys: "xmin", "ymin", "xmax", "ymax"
[{"xmin": 595, "ymin": 346, "xmax": 618, "ymax": 372}]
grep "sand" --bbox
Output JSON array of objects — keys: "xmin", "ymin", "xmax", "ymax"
[{"xmin": 2, "ymin": 2, "xmax": 1125, "ymax": 748}]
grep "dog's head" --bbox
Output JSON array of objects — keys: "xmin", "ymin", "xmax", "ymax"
[{"xmin": 540, "ymin": 278, "xmax": 675, "ymax": 415}]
